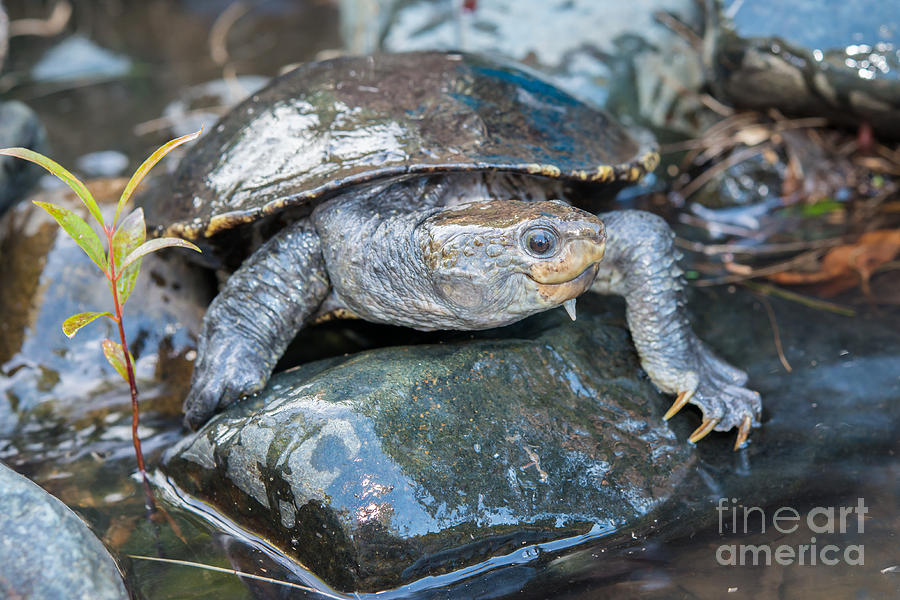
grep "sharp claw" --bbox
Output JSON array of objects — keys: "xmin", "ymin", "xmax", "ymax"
[
  {"xmin": 664, "ymin": 389, "xmax": 694, "ymax": 420},
  {"xmin": 688, "ymin": 418, "xmax": 720, "ymax": 443},
  {"xmin": 733, "ymin": 415, "xmax": 752, "ymax": 451}
]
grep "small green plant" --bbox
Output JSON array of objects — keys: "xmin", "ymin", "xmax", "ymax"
[{"xmin": 0, "ymin": 132, "xmax": 201, "ymax": 478}]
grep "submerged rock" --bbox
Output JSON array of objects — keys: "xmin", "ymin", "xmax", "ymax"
[
  {"xmin": 0, "ymin": 462, "xmax": 129, "ymax": 600},
  {"xmin": 0, "ymin": 179, "xmax": 212, "ymax": 441},
  {"xmin": 164, "ymin": 296, "xmax": 694, "ymax": 593}
]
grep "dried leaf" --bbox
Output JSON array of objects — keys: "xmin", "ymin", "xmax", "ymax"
[
  {"xmin": 32, "ymin": 201, "xmax": 107, "ymax": 270},
  {"xmin": 62, "ymin": 312, "xmax": 113, "ymax": 338},
  {"xmin": 768, "ymin": 229, "xmax": 900, "ymax": 296}
]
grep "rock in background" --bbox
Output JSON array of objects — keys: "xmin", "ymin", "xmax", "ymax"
[
  {"xmin": 0, "ymin": 1, "xmax": 47, "ymax": 216},
  {"xmin": 340, "ymin": 0, "xmax": 712, "ymax": 136},
  {"xmin": 710, "ymin": 0, "xmax": 900, "ymax": 137}
]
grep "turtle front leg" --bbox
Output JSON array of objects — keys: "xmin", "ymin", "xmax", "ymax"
[
  {"xmin": 590, "ymin": 210, "xmax": 761, "ymax": 449},
  {"xmin": 183, "ymin": 220, "xmax": 329, "ymax": 429}
]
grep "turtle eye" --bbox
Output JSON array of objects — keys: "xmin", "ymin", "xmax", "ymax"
[{"xmin": 523, "ymin": 226, "xmax": 559, "ymax": 257}]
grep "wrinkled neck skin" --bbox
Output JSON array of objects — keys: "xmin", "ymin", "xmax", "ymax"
[{"xmin": 312, "ymin": 173, "xmax": 595, "ymax": 331}]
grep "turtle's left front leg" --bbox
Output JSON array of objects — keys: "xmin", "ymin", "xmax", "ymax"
[
  {"xmin": 183, "ymin": 220, "xmax": 330, "ymax": 429},
  {"xmin": 590, "ymin": 210, "xmax": 760, "ymax": 449}
]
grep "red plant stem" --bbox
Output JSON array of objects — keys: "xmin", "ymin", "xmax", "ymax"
[{"xmin": 105, "ymin": 226, "xmax": 147, "ymax": 477}]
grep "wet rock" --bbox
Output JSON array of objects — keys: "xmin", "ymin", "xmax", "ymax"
[
  {"xmin": 163, "ymin": 295, "xmax": 694, "ymax": 593},
  {"xmin": 392, "ymin": 285, "xmax": 899, "ymax": 598},
  {"xmin": 0, "ymin": 100, "xmax": 47, "ymax": 215},
  {"xmin": 341, "ymin": 0, "xmax": 712, "ymax": 135},
  {"xmin": 31, "ymin": 34, "xmax": 131, "ymax": 82},
  {"xmin": 0, "ymin": 179, "xmax": 213, "ymax": 442},
  {"xmin": 711, "ymin": 0, "xmax": 900, "ymax": 137},
  {"xmin": 0, "ymin": 462, "xmax": 129, "ymax": 600}
]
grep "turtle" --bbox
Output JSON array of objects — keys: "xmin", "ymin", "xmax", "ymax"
[{"xmin": 146, "ymin": 51, "xmax": 761, "ymax": 447}]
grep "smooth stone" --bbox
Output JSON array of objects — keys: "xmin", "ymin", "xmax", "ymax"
[
  {"xmin": 0, "ymin": 179, "xmax": 213, "ymax": 442},
  {"xmin": 163, "ymin": 295, "xmax": 694, "ymax": 593},
  {"xmin": 31, "ymin": 34, "xmax": 131, "ymax": 82},
  {"xmin": 0, "ymin": 462, "xmax": 129, "ymax": 600},
  {"xmin": 0, "ymin": 100, "xmax": 47, "ymax": 216},
  {"xmin": 727, "ymin": 0, "xmax": 898, "ymax": 72}
]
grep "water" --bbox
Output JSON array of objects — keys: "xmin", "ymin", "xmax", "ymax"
[{"xmin": 1, "ymin": 2, "xmax": 898, "ymax": 598}]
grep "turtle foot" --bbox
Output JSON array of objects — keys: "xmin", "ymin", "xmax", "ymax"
[
  {"xmin": 654, "ymin": 338, "xmax": 761, "ymax": 450},
  {"xmin": 183, "ymin": 342, "xmax": 268, "ymax": 430}
]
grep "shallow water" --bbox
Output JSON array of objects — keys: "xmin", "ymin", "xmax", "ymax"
[{"xmin": 1, "ymin": 2, "xmax": 898, "ymax": 599}]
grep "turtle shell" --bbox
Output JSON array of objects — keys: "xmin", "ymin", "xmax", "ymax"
[{"xmin": 153, "ymin": 51, "xmax": 658, "ymax": 240}]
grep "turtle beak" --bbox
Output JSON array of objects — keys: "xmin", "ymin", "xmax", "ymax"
[{"xmin": 533, "ymin": 262, "xmax": 601, "ymax": 305}]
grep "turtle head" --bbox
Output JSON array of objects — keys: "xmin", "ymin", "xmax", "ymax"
[{"xmin": 419, "ymin": 199, "xmax": 605, "ymax": 326}]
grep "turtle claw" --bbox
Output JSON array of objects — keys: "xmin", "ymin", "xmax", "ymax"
[
  {"xmin": 688, "ymin": 418, "xmax": 719, "ymax": 443},
  {"xmin": 648, "ymin": 338, "xmax": 761, "ymax": 448},
  {"xmin": 664, "ymin": 389, "xmax": 694, "ymax": 420},
  {"xmin": 733, "ymin": 414, "xmax": 753, "ymax": 451}
]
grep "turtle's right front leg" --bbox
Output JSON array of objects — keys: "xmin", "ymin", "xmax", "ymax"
[
  {"xmin": 590, "ymin": 210, "xmax": 761, "ymax": 449},
  {"xmin": 183, "ymin": 220, "xmax": 330, "ymax": 429}
]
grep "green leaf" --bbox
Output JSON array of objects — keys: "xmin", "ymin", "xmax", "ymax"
[
  {"xmin": 1, "ymin": 147, "xmax": 105, "ymax": 227},
  {"xmin": 32, "ymin": 201, "xmax": 107, "ymax": 271},
  {"xmin": 102, "ymin": 339, "xmax": 135, "ymax": 384},
  {"xmin": 119, "ymin": 237, "xmax": 201, "ymax": 273},
  {"xmin": 114, "ymin": 129, "xmax": 202, "ymax": 226},
  {"xmin": 62, "ymin": 312, "xmax": 114, "ymax": 338},
  {"xmin": 112, "ymin": 208, "xmax": 146, "ymax": 305},
  {"xmin": 801, "ymin": 199, "xmax": 842, "ymax": 217}
]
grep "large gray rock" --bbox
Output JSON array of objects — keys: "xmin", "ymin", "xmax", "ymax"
[
  {"xmin": 0, "ymin": 462, "xmax": 129, "ymax": 600},
  {"xmin": 163, "ymin": 295, "xmax": 695, "ymax": 593},
  {"xmin": 162, "ymin": 279, "xmax": 900, "ymax": 597}
]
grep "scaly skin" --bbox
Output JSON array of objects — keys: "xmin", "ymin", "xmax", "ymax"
[
  {"xmin": 183, "ymin": 221, "xmax": 329, "ymax": 429},
  {"xmin": 184, "ymin": 175, "xmax": 762, "ymax": 448},
  {"xmin": 590, "ymin": 210, "xmax": 761, "ymax": 447}
]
